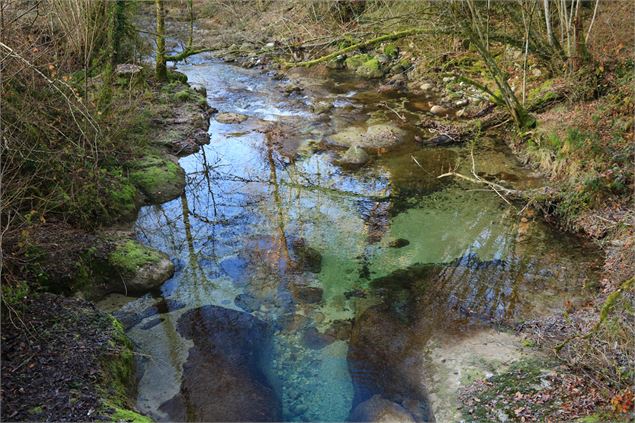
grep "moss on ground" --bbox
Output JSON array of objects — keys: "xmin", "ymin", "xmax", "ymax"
[
  {"xmin": 383, "ymin": 43, "xmax": 398, "ymax": 59},
  {"xmin": 109, "ymin": 240, "xmax": 162, "ymax": 276}
]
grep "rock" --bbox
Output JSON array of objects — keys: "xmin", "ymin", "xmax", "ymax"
[
  {"xmin": 284, "ymin": 83, "xmax": 303, "ymax": 95},
  {"xmin": 349, "ymin": 395, "xmax": 417, "ymax": 423},
  {"xmin": 129, "ymin": 156, "xmax": 185, "ymax": 204},
  {"xmin": 455, "ymin": 98, "xmax": 469, "ymax": 107},
  {"xmin": 264, "ymin": 42, "xmax": 275, "ymax": 49},
  {"xmin": 234, "ymin": 293, "xmax": 262, "ymax": 313},
  {"xmin": 383, "ymin": 43, "xmax": 399, "ymax": 59},
  {"xmin": 215, "ymin": 112, "xmax": 248, "ymax": 124},
  {"xmin": 419, "ymin": 82, "xmax": 434, "ymax": 92},
  {"xmin": 190, "ymin": 83, "xmax": 207, "ymax": 97},
  {"xmin": 531, "ymin": 68, "xmax": 542, "ymax": 77},
  {"xmin": 328, "ymin": 126, "xmax": 366, "ymax": 147},
  {"xmin": 115, "ymin": 63, "xmax": 142, "ymax": 77},
  {"xmin": 302, "ymin": 326, "xmax": 334, "ymax": 350},
  {"xmin": 455, "ymin": 108, "xmax": 466, "ymax": 118},
  {"xmin": 297, "ymin": 139, "xmax": 323, "ymax": 157},
  {"xmin": 388, "ymin": 238, "xmax": 410, "ymax": 248},
  {"xmin": 345, "ymin": 54, "xmax": 374, "ymax": 71},
  {"xmin": 324, "ymin": 319, "xmax": 353, "ymax": 341},
  {"xmin": 442, "ymin": 76, "xmax": 455, "ymax": 83},
  {"xmin": 356, "ymin": 57, "xmax": 384, "ymax": 79},
  {"xmin": 108, "ymin": 240, "xmax": 174, "ymax": 294},
  {"xmin": 292, "ymin": 238, "xmax": 322, "ymax": 273},
  {"xmin": 293, "ymin": 286, "xmax": 323, "ymax": 304},
  {"xmin": 376, "ymin": 54, "xmax": 391, "ymax": 65},
  {"xmin": 336, "ymin": 145, "xmax": 370, "ymax": 167},
  {"xmin": 159, "ymin": 306, "xmax": 281, "ymax": 421},
  {"xmin": 311, "ymin": 101, "xmax": 333, "ymax": 114},
  {"xmin": 364, "ymin": 124, "xmax": 407, "ymax": 149},
  {"xmin": 430, "ymin": 105, "xmax": 448, "ymax": 115}
]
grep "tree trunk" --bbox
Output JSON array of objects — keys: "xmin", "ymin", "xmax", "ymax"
[
  {"xmin": 155, "ymin": 0, "xmax": 167, "ymax": 81},
  {"xmin": 543, "ymin": 0, "xmax": 554, "ymax": 46}
]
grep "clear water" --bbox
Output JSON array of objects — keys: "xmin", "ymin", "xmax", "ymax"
[{"xmin": 119, "ymin": 60, "xmax": 601, "ymax": 422}]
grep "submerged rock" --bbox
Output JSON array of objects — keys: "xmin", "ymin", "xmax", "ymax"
[
  {"xmin": 336, "ymin": 144, "xmax": 370, "ymax": 167},
  {"xmin": 159, "ymin": 305, "xmax": 281, "ymax": 421},
  {"xmin": 215, "ymin": 112, "xmax": 248, "ymax": 124},
  {"xmin": 292, "ymin": 238, "xmax": 322, "ymax": 273},
  {"xmin": 349, "ymin": 395, "xmax": 417, "ymax": 423},
  {"xmin": 328, "ymin": 124, "xmax": 407, "ymax": 150},
  {"xmin": 388, "ymin": 238, "xmax": 410, "ymax": 248}
]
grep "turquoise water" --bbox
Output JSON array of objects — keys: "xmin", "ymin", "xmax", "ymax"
[{"xmin": 121, "ymin": 60, "xmax": 601, "ymax": 422}]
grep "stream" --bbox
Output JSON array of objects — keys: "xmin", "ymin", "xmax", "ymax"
[{"xmin": 102, "ymin": 59, "xmax": 602, "ymax": 422}]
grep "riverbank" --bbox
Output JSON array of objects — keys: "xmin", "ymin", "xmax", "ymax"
[{"xmin": 1, "ymin": 67, "xmax": 211, "ymax": 421}]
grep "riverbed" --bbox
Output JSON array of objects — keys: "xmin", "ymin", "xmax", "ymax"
[{"xmin": 101, "ymin": 59, "xmax": 601, "ymax": 422}]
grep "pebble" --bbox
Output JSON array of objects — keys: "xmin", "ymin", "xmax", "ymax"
[{"xmin": 430, "ymin": 105, "xmax": 448, "ymax": 115}]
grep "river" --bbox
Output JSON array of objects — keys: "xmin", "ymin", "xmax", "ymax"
[{"xmin": 104, "ymin": 59, "xmax": 601, "ymax": 422}]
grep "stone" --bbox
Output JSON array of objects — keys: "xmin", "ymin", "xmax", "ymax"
[
  {"xmin": 108, "ymin": 240, "xmax": 174, "ymax": 295},
  {"xmin": 302, "ymin": 326, "xmax": 334, "ymax": 350},
  {"xmin": 388, "ymin": 238, "xmax": 410, "ymax": 248},
  {"xmin": 349, "ymin": 395, "xmax": 417, "ymax": 423},
  {"xmin": 336, "ymin": 145, "xmax": 369, "ymax": 167},
  {"xmin": 115, "ymin": 63, "xmax": 142, "ymax": 76},
  {"xmin": 430, "ymin": 105, "xmax": 448, "ymax": 115},
  {"xmin": 419, "ymin": 82, "xmax": 434, "ymax": 92},
  {"xmin": 356, "ymin": 57, "xmax": 384, "ymax": 79},
  {"xmin": 292, "ymin": 238, "xmax": 322, "ymax": 273},
  {"xmin": 215, "ymin": 112, "xmax": 248, "ymax": 124},
  {"xmin": 293, "ymin": 286, "xmax": 323, "ymax": 304},
  {"xmin": 455, "ymin": 108, "xmax": 466, "ymax": 118},
  {"xmin": 311, "ymin": 101, "xmax": 333, "ymax": 114},
  {"xmin": 455, "ymin": 98, "xmax": 469, "ymax": 107},
  {"xmin": 190, "ymin": 83, "xmax": 207, "ymax": 97},
  {"xmin": 129, "ymin": 156, "xmax": 185, "ymax": 204},
  {"xmin": 363, "ymin": 123, "xmax": 407, "ymax": 149},
  {"xmin": 159, "ymin": 306, "xmax": 281, "ymax": 421}
]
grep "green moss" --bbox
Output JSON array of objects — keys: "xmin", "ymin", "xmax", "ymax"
[
  {"xmin": 167, "ymin": 70, "xmax": 187, "ymax": 83},
  {"xmin": 383, "ymin": 43, "xmax": 398, "ymax": 59},
  {"xmin": 344, "ymin": 53, "xmax": 373, "ymax": 71},
  {"xmin": 174, "ymin": 89, "xmax": 191, "ymax": 102},
  {"xmin": 110, "ymin": 405, "xmax": 153, "ymax": 423},
  {"xmin": 109, "ymin": 240, "xmax": 161, "ymax": 276},
  {"xmin": 129, "ymin": 156, "xmax": 184, "ymax": 203},
  {"xmin": 356, "ymin": 57, "xmax": 384, "ymax": 79},
  {"xmin": 98, "ymin": 317, "xmax": 152, "ymax": 422}
]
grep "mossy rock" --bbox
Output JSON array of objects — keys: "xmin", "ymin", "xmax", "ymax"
[
  {"xmin": 356, "ymin": 57, "xmax": 384, "ymax": 79},
  {"xmin": 345, "ymin": 54, "xmax": 374, "ymax": 71},
  {"xmin": 100, "ymin": 317, "xmax": 152, "ymax": 422},
  {"xmin": 129, "ymin": 156, "xmax": 185, "ymax": 204},
  {"xmin": 383, "ymin": 43, "xmax": 399, "ymax": 59},
  {"xmin": 167, "ymin": 70, "xmax": 188, "ymax": 83},
  {"xmin": 108, "ymin": 240, "xmax": 174, "ymax": 294}
]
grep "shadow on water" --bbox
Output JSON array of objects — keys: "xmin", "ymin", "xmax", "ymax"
[{"xmin": 114, "ymin": 60, "xmax": 603, "ymax": 422}]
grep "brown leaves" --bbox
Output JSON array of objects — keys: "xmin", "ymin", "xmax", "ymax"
[{"xmin": 611, "ymin": 389, "xmax": 634, "ymax": 414}]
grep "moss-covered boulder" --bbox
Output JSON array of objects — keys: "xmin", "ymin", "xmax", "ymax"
[
  {"xmin": 355, "ymin": 57, "xmax": 384, "ymax": 79},
  {"xmin": 108, "ymin": 239, "xmax": 174, "ymax": 294},
  {"xmin": 129, "ymin": 156, "xmax": 185, "ymax": 204},
  {"xmin": 328, "ymin": 123, "xmax": 407, "ymax": 150},
  {"xmin": 383, "ymin": 43, "xmax": 399, "ymax": 59},
  {"xmin": 345, "ymin": 54, "xmax": 373, "ymax": 71}
]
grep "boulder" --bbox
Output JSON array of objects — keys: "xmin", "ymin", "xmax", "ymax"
[
  {"xmin": 336, "ymin": 145, "xmax": 370, "ymax": 167},
  {"xmin": 108, "ymin": 240, "xmax": 174, "ymax": 294},
  {"xmin": 190, "ymin": 83, "xmax": 207, "ymax": 97},
  {"xmin": 215, "ymin": 112, "xmax": 248, "ymax": 124},
  {"xmin": 159, "ymin": 305, "xmax": 281, "ymax": 421},
  {"xmin": 129, "ymin": 156, "xmax": 185, "ymax": 204},
  {"xmin": 356, "ymin": 57, "xmax": 384, "ymax": 79},
  {"xmin": 349, "ymin": 395, "xmax": 417, "ymax": 423},
  {"xmin": 430, "ymin": 105, "xmax": 448, "ymax": 115},
  {"xmin": 364, "ymin": 124, "xmax": 408, "ymax": 149}
]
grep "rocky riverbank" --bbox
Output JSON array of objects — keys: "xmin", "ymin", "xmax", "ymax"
[{"xmin": 1, "ymin": 71, "xmax": 212, "ymax": 421}]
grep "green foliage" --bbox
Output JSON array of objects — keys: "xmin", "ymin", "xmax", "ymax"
[
  {"xmin": 1, "ymin": 281, "xmax": 31, "ymax": 307},
  {"xmin": 383, "ymin": 43, "xmax": 399, "ymax": 59}
]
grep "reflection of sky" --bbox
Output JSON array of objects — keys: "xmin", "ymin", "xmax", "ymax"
[{"xmin": 130, "ymin": 60, "xmax": 600, "ymax": 422}]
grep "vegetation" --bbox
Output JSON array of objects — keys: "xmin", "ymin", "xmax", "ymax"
[{"xmin": 1, "ymin": 0, "xmax": 633, "ymax": 421}]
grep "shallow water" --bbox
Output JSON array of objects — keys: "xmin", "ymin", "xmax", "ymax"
[{"xmin": 119, "ymin": 61, "xmax": 601, "ymax": 422}]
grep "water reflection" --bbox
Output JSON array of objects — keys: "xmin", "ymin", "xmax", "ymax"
[{"xmin": 125, "ymin": 60, "xmax": 600, "ymax": 422}]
